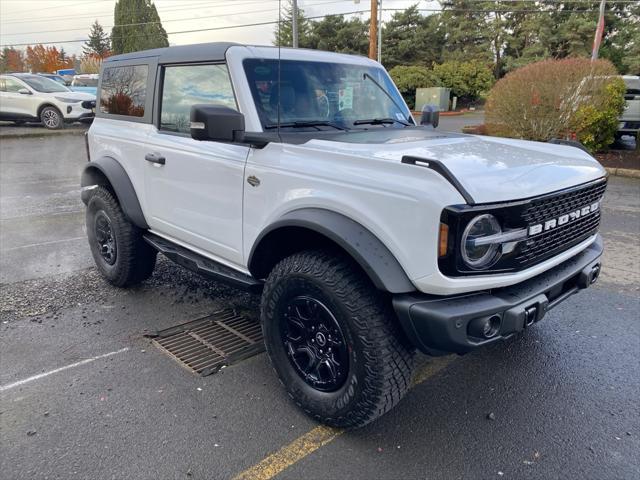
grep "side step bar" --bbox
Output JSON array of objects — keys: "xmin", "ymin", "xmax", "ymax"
[{"xmin": 143, "ymin": 233, "xmax": 263, "ymax": 293}]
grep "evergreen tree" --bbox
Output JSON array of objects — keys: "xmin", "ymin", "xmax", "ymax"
[
  {"xmin": 308, "ymin": 15, "xmax": 369, "ymax": 56},
  {"xmin": 84, "ymin": 20, "xmax": 111, "ymax": 57},
  {"xmin": 382, "ymin": 5, "xmax": 445, "ymax": 69},
  {"xmin": 273, "ymin": 0, "xmax": 313, "ymax": 48},
  {"xmin": 439, "ymin": 1, "xmax": 494, "ymax": 65},
  {"xmin": 111, "ymin": 0, "xmax": 168, "ymax": 54}
]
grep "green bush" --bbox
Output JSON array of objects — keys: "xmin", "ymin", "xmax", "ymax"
[
  {"xmin": 389, "ymin": 61, "xmax": 493, "ymax": 109},
  {"xmin": 388, "ymin": 65, "xmax": 434, "ymax": 109},
  {"xmin": 431, "ymin": 60, "xmax": 494, "ymax": 104},
  {"xmin": 485, "ymin": 58, "xmax": 623, "ymax": 151},
  {"xmin": 571, "ymin": 78, "xmax": 626, "ymax": 152}
]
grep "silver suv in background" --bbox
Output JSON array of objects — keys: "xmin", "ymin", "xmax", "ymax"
[
  {"xmin": 0, "ymin": 73, "xmax": 96, "ymax": 129},
  {"xmin": 618, "ymin": 75, "xmax": 640, "ymax": 144}
]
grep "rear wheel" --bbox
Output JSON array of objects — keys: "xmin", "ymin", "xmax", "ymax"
[
  {"xmin": 40, "ymin": 106, "xmax": 63, "ymax": 130},
  {"xmin": 261, "ymin": 250, "xmax": 415, "ymax": 428},
  {"xmin": 86, "ymin": 186, "xmax": 157, "ymax": 287}
]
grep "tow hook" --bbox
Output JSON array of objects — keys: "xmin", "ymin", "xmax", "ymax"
[
  {"xmin": 524, "ymin": 305, "xmax": 538, "ymax": 327},
  {"xmin": 578, "ymin": 262, "xmax": 602, "ymax": 288},
  {"xmin": 589, "ymin": 264, "xmax": 600, "ymax": 284}
]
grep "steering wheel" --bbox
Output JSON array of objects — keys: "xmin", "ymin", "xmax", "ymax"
[{"xmin": 316, "ymin": 94, "xmax": 330, "ymax": 118}]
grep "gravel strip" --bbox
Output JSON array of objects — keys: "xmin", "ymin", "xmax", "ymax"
[{"xmin": 0, "ymin": 257, "xmax": 260, "ymax": 322}]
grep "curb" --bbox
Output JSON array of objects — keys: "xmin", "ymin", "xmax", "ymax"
[
  {"xmin": 605, "ymin": 167, "xmax": 640, "ymax": 179},
  {"xmin": 0, "ymin": 129, "xmax": 87, "ymax": 140}
]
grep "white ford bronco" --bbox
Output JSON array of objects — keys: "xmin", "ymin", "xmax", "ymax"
[{"xmin": 82, "ymin": 43, "xmax": 606, "ymax": 428}]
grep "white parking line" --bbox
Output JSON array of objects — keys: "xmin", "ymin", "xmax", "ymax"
[
  {"xmin": 2, "ymin": 236, "xmax": 86, "ymax": 252},
  {"xmin": 0, "ymin": 347, "xmax": 129, "ymax": 393}
]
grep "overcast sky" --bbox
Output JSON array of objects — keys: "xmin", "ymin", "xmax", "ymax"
[{"xmin": 0, "ymin": 0, "xmax": 435, "ymax": 56}]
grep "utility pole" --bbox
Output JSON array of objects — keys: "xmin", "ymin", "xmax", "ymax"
[
  {"xmin": 377, "ymin": 0, "xmax": 382, "ymax": 63},
  {"xmin": 369, "ymin": 0, "xmax": 377, "ymax": 60},
  {"xmin": 292, "ymin": 0, "xmax": 299, "ymax": 48},
  {"xmin": 591, "ymin": 0, "xmax": 606, "ymax": 60}
]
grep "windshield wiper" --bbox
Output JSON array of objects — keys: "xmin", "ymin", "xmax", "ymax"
[
  {"xmin": 264, "ymin": 121, "xmax": 348, "ymax": 131},
  {"xmin": 362, "ymin": 72, "xmax": 412, "ymax": 125},
  {"xmin": 353, "ymin": 117, "xmax": 411, "ymax": 127}
]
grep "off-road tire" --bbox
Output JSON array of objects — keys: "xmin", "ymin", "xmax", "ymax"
[
  {"xmin": 261, "ymin": 250, "xmax": 415, "ymax": 428},
  {"xmin": 40, "ymin": 106, "xmax": 64, "ymax": 130},
  {"xmin": 86, "ymin": 186, "xmax": 157, "ymax": 287}
]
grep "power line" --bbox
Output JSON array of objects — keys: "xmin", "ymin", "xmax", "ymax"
[
  {"xmin": 1, "ymin": 0, "xmax": 349, "ymax": 37},
  {"xmin": 0, "ymin": 0, "xmax": 110, "ymax": 19},
  {"xmin": 0, "ymin": 9, "xmax": 373, "ymax": 48},
  {"xmin": 0, "ymin": 0, "xmax": 280, "ymax": 26},
  {"xmin": 386, "ymin": 7, "xmax": 601, "ymax": 13},
  {"xmin": 0, "ymin": 3, "xmax": 615, "ymax": 48}
]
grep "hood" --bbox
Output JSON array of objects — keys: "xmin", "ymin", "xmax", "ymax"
[
  {"xmin": 300, "ymin": 130, "xmax": 606, "ymax": 204},
  {"xmin": 48, "ymin": 90, "xmax": 96, "ymax": 101},
  {"xmin": 69, "ymin": 86, "xmax": 98, "ymax": 95}
]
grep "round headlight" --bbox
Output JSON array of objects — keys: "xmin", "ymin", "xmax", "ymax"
[{"xmin": 461, "ymin": 214, "xmax": 502, "ymax": 269}]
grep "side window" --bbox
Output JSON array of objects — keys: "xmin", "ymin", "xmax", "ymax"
[
  {"xmin": 100, "ymin": 65, "xmax": 148, "ymax": 117},
  {"xmin": 2, "ymin": 78, "xmax": 25, "ymax": 93},
  {"xmin": 160, "ymin": 64, "xmax": 236, "ymax": 133}
]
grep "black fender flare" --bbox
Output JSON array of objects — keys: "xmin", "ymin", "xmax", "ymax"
[
  {"xmin": 80, "ymin": 156, "xmax": 149, "ymax": 229},
  {"xmin": 249, "ymin": 208, "xmax": 415, "ymax": 293}
]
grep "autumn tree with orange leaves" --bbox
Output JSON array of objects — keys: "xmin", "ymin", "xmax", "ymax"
[
  {"xmin": 0, "ymin": 47, "xmax": 26, "ymax": 72},
  {"xmin": 24, "ymin": 45, "xmax": 75, "ymax": 73}
]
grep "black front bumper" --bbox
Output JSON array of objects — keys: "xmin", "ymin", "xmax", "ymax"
[{"xmin": 393, "ymin": 235, "xmax": 604, "ymax": 355}]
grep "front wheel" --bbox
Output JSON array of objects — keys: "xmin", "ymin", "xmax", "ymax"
[
  {"xmin": 40, "ymin": 106, "xmax": 63, "ymax": 130},
  {"xmin": 261, "ymin": 250, "xmax": 415, "ymax": 428}
]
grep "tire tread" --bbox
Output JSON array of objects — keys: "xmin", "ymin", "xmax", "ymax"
[
  {"xmin": 87, "ymin": 186, "xmax": 156, "ymax": 287},
  {"xmin": 262, "ymin": 249, "xmax": 415, "ymax": 428}
]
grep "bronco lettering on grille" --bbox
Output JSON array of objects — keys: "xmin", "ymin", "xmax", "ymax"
[{"xmin": 528, "ymin": 201, "xmax": 600, "ymax": 236}]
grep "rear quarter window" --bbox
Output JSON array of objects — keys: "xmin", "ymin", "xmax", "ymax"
[{"xmin": 100, "ymin": 65, "xmax": 148, "ymax": 117}]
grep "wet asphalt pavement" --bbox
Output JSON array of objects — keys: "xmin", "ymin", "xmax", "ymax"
[{"xmin": 1, "ymin": 132, "xmax": 639, "ymax": 480}]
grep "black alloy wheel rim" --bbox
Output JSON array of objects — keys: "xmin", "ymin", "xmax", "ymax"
[
  {"xmin": 280, "ymin": 296, "xmax": 349, "ymax": 392},
  {"xmin": 94, "ymin": 210, "xmax": 117, "ymax": 265}
]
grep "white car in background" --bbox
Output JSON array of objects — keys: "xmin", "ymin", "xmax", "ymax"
[
  {"xmin": 0, "ymin": 73, "xmax": 96, "ymax": 129},
  {"xmin": 618, "ymin": 75, "xmax": 639, "ymax": 143}
]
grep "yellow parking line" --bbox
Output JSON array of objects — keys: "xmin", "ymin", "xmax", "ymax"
[
  {"xmin": 232, "ymin": 355, "xmax": 456, "ymax": 480},
  {"xmin": 232, "ymin": 425, "xmax": 343, "ymax": 480}
]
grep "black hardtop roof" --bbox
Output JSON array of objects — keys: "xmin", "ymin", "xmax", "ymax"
[{"xmin": 103, "ymin": 42, "xmax": 240, "ymax": 65}]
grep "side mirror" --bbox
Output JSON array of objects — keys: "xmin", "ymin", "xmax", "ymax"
[
  {"xmin": 420, "ymin": 104, "xmax": 439, "ymax": 129},
  {"xmin": 190, "ymin": 104, "xmax": 245, "ymax": 142},
  {"xmin": 18, "ymin": 88, "xmax": 32, "ymax": 95}
]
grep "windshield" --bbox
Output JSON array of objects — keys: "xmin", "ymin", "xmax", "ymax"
[
  {"xmin": 74, "ymin": 77, "xmax": 98, "ymax": 87},
  {"xmin": 42, "ymin": 75, "xmax": 67, "ymax": 85},
  {"xmin": 243, "ymin": 59, "xmax": 413, "ymax": 130},
  {"xmin": 21, "ymin": 75, "xmax": 70, "ymax": 93}
]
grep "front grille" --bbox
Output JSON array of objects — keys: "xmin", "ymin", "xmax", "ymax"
[
  {"xmin": 516, "ymin": 179, "xmax": 607, "ymax": 266},
  {"xmin": 81, "ymin": 100, "xmax": 96, "ymax": 109}
]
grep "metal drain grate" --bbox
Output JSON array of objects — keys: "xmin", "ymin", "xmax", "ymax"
[{"xmin": 152, "ymin": 309, "xmax": 264, "ymax": 376}]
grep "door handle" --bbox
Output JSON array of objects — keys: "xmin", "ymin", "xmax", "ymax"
[{"xmin": 145, "ymin": 153, "xmax": 165, "ymax": 165}]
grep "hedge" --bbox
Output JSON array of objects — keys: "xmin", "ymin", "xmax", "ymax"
[{"xmin": 485, "ymin": 58, "xmax": 625, "ymax": 152}]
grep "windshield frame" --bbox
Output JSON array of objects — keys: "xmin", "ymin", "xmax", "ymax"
[
  {"xmin": 242, "ymin": 58, "xmax": 414, "ymax": 132},
  {"xmin": 21, "ymin": 75, "xmax": 71, "ymax": 93}
]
